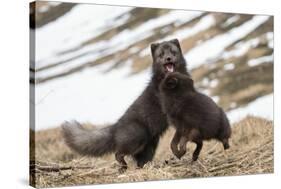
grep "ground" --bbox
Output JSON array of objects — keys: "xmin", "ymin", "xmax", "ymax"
[{"xmin": 30, "ymin": 116, "xmax": 273, "ymax": 188}]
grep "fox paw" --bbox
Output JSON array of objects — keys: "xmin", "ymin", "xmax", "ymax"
[
  {"xmin": 118, "ymin": 166, "xmax": 127, "ymax": 174},
  {"xmin": 175, "ymin": 152, "xmax": 185, "ymax": 160},
  {"xmin": 192, "ymin": 155, "xmax": 198, "ymax": 161}
]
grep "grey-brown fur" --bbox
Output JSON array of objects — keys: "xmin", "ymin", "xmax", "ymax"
[
  {"xmin": 61, "ymin": 39, "xmax": 190, "ymax": 172},
  {"xmin": 159, "ymin": 72, "xmax": 231, "ymax": 161}
]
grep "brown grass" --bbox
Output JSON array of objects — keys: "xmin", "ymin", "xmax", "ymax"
[{"xmin": 30, "ymin": 116, "xmax": 273, "ymax": 188}]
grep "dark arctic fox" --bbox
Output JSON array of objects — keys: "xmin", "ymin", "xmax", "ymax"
[
  {"xmin": 159, "ymin": 72, "xmax": 231, "ymax": 161},
  {"xmin": 62, "ymin": 39, "xmax": 190, "ymax": 172}
]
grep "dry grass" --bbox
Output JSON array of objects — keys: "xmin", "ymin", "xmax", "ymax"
[{"xmin": 30, "ymin": 116, "xmax": 273, "ymax": 188}]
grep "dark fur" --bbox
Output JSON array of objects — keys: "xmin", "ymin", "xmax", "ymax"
[
  {"xmin": 62, "ymin": 39, "xmax": 189, "ymax": 172},
  {"xmin": 159, "ymin": 72, "xmax": 231, "ymax": 161}
]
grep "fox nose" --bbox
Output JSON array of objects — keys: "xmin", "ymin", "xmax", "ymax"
[{"xmin": 166, "ymin": 56, "xmax": 171, "ymax": 62}]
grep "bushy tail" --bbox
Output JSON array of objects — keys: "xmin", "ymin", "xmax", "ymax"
[{"xmin": 61, "ymin": 121, "xmax": 116, "ymax": 157}]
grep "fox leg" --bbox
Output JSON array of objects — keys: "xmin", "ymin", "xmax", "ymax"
[
  {"xmin": 188, "ymin": 129, "xmax": 202, "ymax": 161},
  {"xmin": 134, "ymin": 136, "xmax": 159, "ymax": 168},
  {"xmin": 177, "ymin": 136, "xmax": 189, "ymax": 159},
  {"xmin": 221, "ymin": 138, "xmax": 230, "ymax": 150},
  {"xmin": 115, "ymin": 152, "xmax": 127, "ymax": 173},
  {"xmin": 192, "ymin": 141, "xmax": 203, "ymax": 161},
  {"xmin": 170, "ymin": 130, "xmax": 183, "ymax": 159}
]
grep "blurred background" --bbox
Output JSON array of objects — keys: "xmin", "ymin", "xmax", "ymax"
[{"xmin": 30, "ymin": 2, "xmax": 273, "ymax": 130}]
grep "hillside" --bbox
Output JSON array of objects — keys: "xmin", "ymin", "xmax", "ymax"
[
  {"xmin": 30, "ymin": 116, "xmax": 273, "ymax": 188},
  {"xmin": 30, "ymin": 2, "xmax": 273, "ymax": 130}
]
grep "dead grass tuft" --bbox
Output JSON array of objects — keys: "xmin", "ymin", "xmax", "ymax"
[{"xmin": 30, "ymin": 116, "xmax": 273, "ymax": 188}]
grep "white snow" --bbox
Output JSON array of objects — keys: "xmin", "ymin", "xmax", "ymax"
[
  {"xmin": 248, "ymin": 54, "xmax": 273, "ymax": 67},
  {"xmin": 129, "ymin": 46, "xmax": 140, "ymax": 54},
  {"xmin": 221, "ymin": 31, "xmax": 273, "ymax": 61},
  {"xmin": 163, "ymin": 14, "xmax": 216, "ymax": 41},
  {"xmin": 185, "ymin": 15, "xmax": 270, "ymax": 69},
  {"xmin": 227, "ymin": 94, "xmax": 273, "ymax": 123},
  {"xmin": 126, "ymin": 10, "xmax": 202, "ymax": 42},
  {"xmin": 224, "ymin": 63, "xmax": 235, "ymax": 70},
  {"xmin": 37, "ymin": 49, "xmax": 108, "ymax": 78},
  {"xmin": 223, "ymin": 15, "xmax": 240, "ymax": 27},
  {"xmin": 266, "ymin": 32, "xmax": 274, "ymax": 48},
  {"xmin": 34, "ymin": 6, "xmax": 273, "ymax": 130},
  {"xmin": 221, "ymin": 37, "xmax": 260, "ymax": 59},
  {"xmin": 266, "ymin": 32, "xmax": 273, "ymax": 41},
  {"xmin": 139, "ymin": 48, "xmax": 150, "ymax": 57},
  {"xmin": 36, "ymin": 9, "xmax": 203, "ymax": 78},
  {"xmin": 212, "ymin": 96, "xmax": 219, "ymax": 103},
  {"xmin": 201, "ymin": 78, "xmax": 210, "ymax": 86},
  {"xmin": 199, "ymin": 89, "xmax": 210, "ymax": 96},
  {"xmin": 36, "ymin": 4, "xmax": 133, "ymax": 66},
  {"xmin": 38, "ymin": 5, "xmax": 49, "ymax": 13},
  {"xmin": 104, "ymin": 10, "xmax": 203, "ymax": 57},
  {"xmin": 48, "ymin": 2, "xmax": 61, "ymax": 6},
  {"xmin": 210, "ymin": 79, "xmax": 218, "ymax": 88},
  {"xmin": 138, "ymin": 14, "xmax": 215, "ymax": 58},
  {"xmin": 35, "ymin": 61, "xmax": 151, "ymax": 130}
]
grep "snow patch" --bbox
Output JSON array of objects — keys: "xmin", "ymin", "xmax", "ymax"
[
  {"xmin": 185, "ymin": 15, "xmax": 270, "ymax": 69},
  {"xmin": 37, "ymin": 9, "xmax": 203, "ymax": 77},
  {"xmin": 137, "ymin": 14, "xmax": 214, "ymax": 58},
  {"xmin": 35, "ymin": 61, "xmax": 151, "ymax": 130},
  {"xmin": 248, "ymin": 54, "xmax": 273, "ymax": 67},
  {"xmin": 227, "ymin": 94, "xmax": 273, "ymax": 123},
  {"xmin": 266, "ymin": 32, "xmax": 274, "ymax": 48},
  {"xmin": 162, "ymin": 14, "xmax": 216, "ymax": 41},
  {"xmin": 222, "ymin": 38, "xmax": 259, "ymax": 59},
  {"xmin": 223, "ymin": 15, "xmax": 240, "ymax": 27},
  {"xmin": 212, "ymin": 96, "xmax": 219, "ymax": 103},
  {"xmin": 210, "ymin": 79, "xmax": 218, "ymax": 88},
  {"xmin": 34, "ymin": 6, "xmax": 273, "ymax": 131},
  {"xmin": 36, "ymin": 5, "xmax": 133, "ymax": 65},
  {"xmin": 139, "ymin": 48, "xmax": 150, "ymax": 57},
  {"xmin": 38, "ymin": 5, "xmax": 49, "ymax": 13},
  {"xmin": 201, "ymin": 78, "xmax": 210, "ymax": 86},
  {"xmin": 129, "ymin": 46, "xmax": 140, "ymax": 54},
  {"xmin": 224, "ymin": 63, "xmax": 235, "ymax": 70},
  {"xmin": 200, "ymin": 89, "xmax": 210, "ymax": 96}
]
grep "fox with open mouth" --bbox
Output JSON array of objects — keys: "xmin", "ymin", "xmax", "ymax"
[
  {"xmin": 151, "ymin": 39, "xmax": 189, "ymax": 80},
  {"xmin": 61, "ymin": 39, "xmax": 190, "ymax": 172}
]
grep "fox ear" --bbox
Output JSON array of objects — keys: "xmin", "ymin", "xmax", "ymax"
[
  {"xmin": 170, "ymin": 39, "xmax": 181, "ymax": 48},
  {"xmin": 151, "ymin": 43, "xmax": 159, "ymax": 55}
]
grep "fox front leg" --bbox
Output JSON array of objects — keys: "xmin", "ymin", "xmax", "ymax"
[{"xmin": 170, "ymin": 130, "xmax": 183, "ymax": 159}]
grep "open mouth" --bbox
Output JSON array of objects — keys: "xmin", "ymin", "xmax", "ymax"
[{"xmin": 164, "ymin": 63, "xmax": 175, "ymax": 73}]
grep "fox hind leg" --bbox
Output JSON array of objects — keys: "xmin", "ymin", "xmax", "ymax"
[
  {"xmin": 177, "ymin": 136, "xmax": 189, "ymax": 159},
  {"xmin": 192, "ymin": 141, "xmax": 203, "ymax": 161},
  {"xmin": 115, "ymin": 152, "xmax": 127, "ymax": 173},
  {"xmin": 189, "ymin": 129, "xmax": 202, "ymax": 161},
  {"xmin": 222, "ymin": 138, "xmax": 230, "ymax": 150}
]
